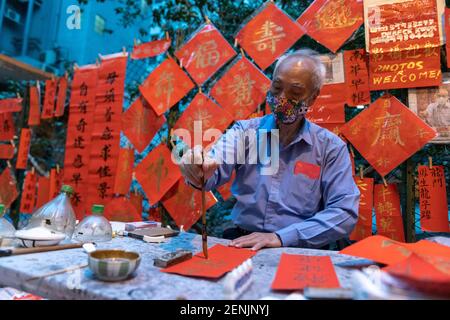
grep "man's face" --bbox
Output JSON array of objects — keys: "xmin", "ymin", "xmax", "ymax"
[{"xmin": 436, "ymin": 90, "xmax": 448, "ymax": 105}]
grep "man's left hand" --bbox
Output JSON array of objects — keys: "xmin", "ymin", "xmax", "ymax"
[{"xmin": 229, "ymin": 232, "xmax": 282, "ymax": 251}]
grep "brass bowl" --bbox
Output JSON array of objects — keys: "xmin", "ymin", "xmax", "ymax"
[{"xmin": 88, "ymin": 250, "xmax": 141, "ymax": 282}]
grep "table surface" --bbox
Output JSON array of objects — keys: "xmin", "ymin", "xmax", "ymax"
[{"xmin": 0, "ymin": 233, "xmax": 365, "ymax": 300}]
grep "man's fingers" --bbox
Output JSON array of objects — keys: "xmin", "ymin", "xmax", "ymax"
[
  {"xmin": 251, "ymin": 242, "xmax": 266, "ymax": 251},
  {"xmin": 230, "ymin": 233, "xmax": 259, "ymax": 247},
  {"xmin": 193, "ymin": 145, "xmax": 204, "ymax": 166},
  {"xmin": 203, "ymin": 156, "xmax": 219, "ymax": 180}
]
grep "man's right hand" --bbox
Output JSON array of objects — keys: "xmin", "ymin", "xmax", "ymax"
[{"xmin": 179, "ymin": 145, "xmax": 219, "ymax": 188}]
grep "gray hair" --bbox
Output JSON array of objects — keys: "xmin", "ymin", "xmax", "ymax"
[{"xmin": 273, "ymin": 49, "xmax": 326, "ymax": 93}]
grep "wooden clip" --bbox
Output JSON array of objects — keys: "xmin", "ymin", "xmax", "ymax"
[
  {"xmin": 198, "ymin": 86, "xmax": 202, "ymax": 94},
  {"xmin": 204, "ymin": 15, "xmax": 211, "ymax": 24},
  {"xmin": 132, "ymin": 172, "xmax": 136, "ymax": 181},
  {"xmin": 359, "ymin": 165, "xmax": 364, "ymax": 180},
  {"xmin": 31, "ymin": 167, "xmax": 35, "ymax": 175},
  {"xmin": 73, "ymin": 63, "xmax": 79, "ymax": 70},
  {"xmin": 96, "ymin": 58, "xmax": 100, "ymax": 66},
  {"xmin": 56, "ymin": 164, "xmax": 60, "ymax": 174},
  {"xmin": 64, "ymin": 71, "xmax": 69, "ymax": 79},
  {"xmin": 240, "ymin": 47, "xmax": 245, "ymax": 56},
  {"xmin": 428, "ymin": 156, "xmax": 433, "ymax": 169},
  {"xmin": 122, "ymin": 46, "xmax": 127, "ymax": 55},
  {"xmin": 382, "ymin": 177, "xmax": 388, "ymax": 187},
  {"xmin": 6, "ymin": 161, "xmax": 12, "ymax": 168},
  {"xmin": 16, "ymin": 92, "xmax": 21, "ymax": 99},
  {"xmin": 349, "ymin": 145, "xmax": 355, "ymax": 158},
  {"xmin": 234, "ymin": 38, "xmax": 238, "ymax": 47},
  {"xmin": 166, "ymin": 31, "xmax": 170, "ymax": 40},
  {"xmin": 10, "ymin": 140, "xmax": 15, "ymax": 148},
  {"xmin": 169, "ymin": 129, "xmax": 176, "ymax": 149}
]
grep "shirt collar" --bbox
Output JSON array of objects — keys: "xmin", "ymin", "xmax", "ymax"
[{"xmin": 259, "ymin": 114, "xmax": 313, "ymax": 146}]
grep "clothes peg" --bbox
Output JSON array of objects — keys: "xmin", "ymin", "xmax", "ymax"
[
  {"xmin": 359, "ymin": 165, "xmax": 364, "ymax": 180},
  {"xmin": 382, "ymin": 177, "xmax": 388, "ymax": 187},
  {"xmin": 428, "ymin": 156, "xmax": 433, "ymax": 169}
]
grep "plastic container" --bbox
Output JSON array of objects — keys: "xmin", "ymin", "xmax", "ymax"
[
  {"xmin": 74, "ymin": 205, "xmax": 112, "ymax": 243},
  {"xmin": 24, "ymin": 185, "xmax": 76, "ymax": 240},
  {"xmin": 0, "ymin": 204, "xmax": 15, "ymax": 247}
]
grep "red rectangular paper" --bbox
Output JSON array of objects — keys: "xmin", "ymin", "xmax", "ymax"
[
  {"xmin": 344, "ymin": 49, "xmax": 370, "ymax": 106},
  {"xmin": 161, "ymin": 244, "xmax": 256, "ymax": 279},
  {"xmin": 16, "ymin": 128, "xmax": 31, "ymax": 170},
  {"xmin": 0, "ymin": 98, "xmax": 22, "ymax": 113},
  {"xmin": 20, "ymin": 171, "xmax": 37, "ymax": 213},
  {"xmin": 374, "ymin": 184, "xmax": 405, "ymax": 242},
  {"xmin": 113, "ymin": 148, "xmax": 134, "ymax": 195},
  {"xmin": 28, "ymin": 85, "xmax": 41, "ymax": 126},
  {"xmin": 35, "ymin": 175, "xmax": 50, "ymax": 209},
  {"xmin": 41, "ymin": 79, "xmax": 56, "ymax": 119},
  {"xmin": 49, "ymin": 168, "xmax": 64, "ymax": 200},
  {"xmin": 350, "ymin": 177, "xmax": 374, "ymax": 241},
  {"xmin": 271, "ymin": 254, "xmax": 340, "ymax": 291},
  {"xmin": 55, "ymin": 76, "xmax": 68, "ymax": 117},
  {"xmin": 0, "ymin": 144, "xmax": 14, "ymax": 159},
  {"xmin": 131, "ymin": 38, "xmax": 171, "ymax": 60},
  {"xmin": 0, "ymin": 113, "xmax": 15, "ymax": 141}
]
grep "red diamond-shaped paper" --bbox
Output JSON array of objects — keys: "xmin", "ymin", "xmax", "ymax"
[
  {"xmin": 235, "ymin": 2, "xmax": 305, "ymax": 70},
  {"xmin": 134, "ymin": 144, "xmax": 182, "ymax": 205},
  {"xmin": 211, "ymin": 56, "xmax": 271, "ymax": 121},
  {"xmin": 122, "ymin": 96, "xmax": 166, "ymax": 153},
  {"xmin": 175, "ymin": 23, "xmax": 236, "ymax": 85},
  {"xmin": 162, "ymin": 180, "xmax": 217, "ymax": 231},
  {"xmin": 340, "ymin": 95, "xmax": 436, "ymax": 177},
  {"xmin": 104, "ymin": 196, "xmax": 142, "ymax": 222},
  {"xmin": 0, "ymin": 168, "xmax": 18, "ymax": 208},
  {"xmin": 172, "ymin": 93, "xmax": 234, "ymax": 149},
  {"xmin": 139, "ymin": 57, "xmax": 195, "ymax": 116},
  {"xmin": 297, "ymin": 0, "xmax": 363, "ymax": 53}
]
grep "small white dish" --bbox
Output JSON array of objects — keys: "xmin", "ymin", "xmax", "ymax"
[{"xmin": 15, "ymin": 225, "xmax": 65, "ymax": 248}]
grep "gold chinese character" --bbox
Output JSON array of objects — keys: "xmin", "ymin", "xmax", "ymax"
[
  {"xmin": 228, "ymin": 72, "xmax": 255, "ymax": 108},
  {"xmin": 371, "ymin": 112, "xmax": 405, "ymax": 147},
  {"xmin": 155, "ymin": 71, "xmax": 174, "ymax": 105},
  {"xmin": 253, "ymin": 20, "xmax": 286, "ymax": 54},
  {"xmin": 315, "ymin": 0, "xmax": 360, "ymax": 29},
  {"xmin": 194, "ymin": 40, "xmax": 220, "ymax": 69}
]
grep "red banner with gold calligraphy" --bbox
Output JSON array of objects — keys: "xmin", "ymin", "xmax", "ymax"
[
  {"xmin": 350, "ymin": 177, "xmax": 374, "ymax": 241},
  {"xmin": 86, "ymin": 53, "xmax": 127, "ymax": 212},
  {"xmin": 306, "ymin": 83, "xmax": 346, "ymax": 124},
  {"xmin": 374, "ymin": 184, "xmax": 405, "ymax": 242},
  {"xmin": 55, "ymin": 76, "xmax": 68, "ymax": 117},
  {"xmin": 41, "ymin": 79, "xmax": 56, "ymax": 119},
  {"xmin": 113, "ymin": 148, "xmax": 134, "ymax": 195},
  {"xmin": 35, "ymin": 175, "xmax": 50, "ymax": 209},
  {"xmin": 16, "ymin": 128, "xmax": 31, "ymax": 170},
  {"xmin": 49, "ymin": 168, "xmax": 64, "ymax": 200},
  {"xmin": 63, "ymin": 64, "xmax": 98, "ymax": 219},
  {"xmin": 446, "ymin": 8, "xmax": 450, "ymax": 68},
  {"xmin": 28, "ymin": 85, "xmax": 41, "ymax": 126},
  {"xmin": 0, "ymin": 144, "xmax": 14, "ymax": 159},
  {"xmin": 20, "ymin": 171, "xmax": 37, "ymax": 214},
  {"xmin": 418, "ymin": 165, "xmax": 449, "ymax": 233},
  {"xmin": 130, "ymin": 192, "xmax": 143, "ymax": 217},
  {"xmin": 131, "ymin": 38, "xmax": 171, "ymax": 60},
  {"xmin": 344, "ymin": 49, "xmax": 370, "ymax": 106},
  {"xmin": 0, "ymin": 168, "xmax": 18, "ymax": 209},
  {"xmin": 0, "ymin": 98, "xmax": 22, "ymax": 113},
  {"xmin": 0, "ymin": 113, "xmax": 15, "ymax": 141}
]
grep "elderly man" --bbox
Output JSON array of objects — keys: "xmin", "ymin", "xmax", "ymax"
[
  {"xmin": 421, "ymin": 88, "xmax": 450, "ymax": 137},
  {"xmin": 179, "ymin": 49, "xmax": 360, "ymax": 250}
]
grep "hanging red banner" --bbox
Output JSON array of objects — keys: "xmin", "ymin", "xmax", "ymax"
[
  {"xmin": 113, "ymin": 148, "xmax": 134, "ymax": 195},
  {"xmin": 297, "ymin": 0, "xmax": 363, "ymax": 53},
  {"xmin": 446, "ymin": 8, "xmax": 450, "ymax": 68},
  {"xmin": 16, "ymin": 128, "xmax": 31, "ymax": 170},
  {"xmin": 0, "ymin": 113, "xmax": 15, "ymax": 141},
  {"xmin": 374, "ymin": 183, "xmax": 405, "ymax": 242},
  {"xmin": 418, "ymin": 165, "xmax": 449, "ymax": 233},
  {"xmin": 55, "ymin": 76, "xmax": 68, "ymax": 117},
  {"xmin": 20, "ymin": 171, "xmax": 37, "ymax": 214},
  {"xmin": 131, "ymin": 38, "xmax": 171, "ymax": 60},
  {"xmin": 41, "ymin": 79, "xmax": 56, "ymax": 119},
  {"xmin": 162, "ymin": 180, "xmax": 217, "ymax": 231},
  {"xmin": 104, "ymin": 196, "xmax": 142, "ymax": 222},
  {"xmin": 86, "ymin": 53, "xmax": 127, "ymax": 212},
  {"xmin": 0, "ymin": 144, "xmax": 14, "ymax": 159},
  {"xmin": 0, "ymin": 98, "xmax": 22, "ymax": 113},
  {"xmin": 130, "ymin": 192, "xmax": 143, "ymax": 217},
  {"xmin": 28, "ymin": 85, "xmax": 41, "ymax": 126},
  {"xmin": 134, "ymin": 144, "xmax": 182, "ymax": 205},
  {"xmin": 344, "ymin": 49, "xmax": 370, "ymax": 106},
  {"xmin": 350, "ymin": 177, "xmax": 374, "ymax": 241},
  {"xmin": 0, "ymin": 168, "xmax": 18, "ymax": 209},
  {"xmin": 210, "ymin": 56, "xmax": 271, "ymax": 121},
  {"xmin": 122, "ymin": 96, "xmax": 166, "ymax": 153},
  {"xmin": 35, "ymin": 175, "xmax": 50, "ymax": 209},
  {"xmin": 63, "ymin": 64, "xmax": 98, "ymax": 220},
  {"xmin": 49, "ymin": 168, "xmax": 64, "ymax": 200},
  {"xmin": 175, "ymin": 23, "xmax": 236, "ymax": 85},
  {"xmin": 306, "ymin": 83, "xmax": 346, "ymax": 124},
  {"xmin": 236, "ymin": 2, "xmax": 305, "ymax": 70},
  {"xmin": 340, "ymin": 95, "xmax": 436, "ymax": 177},
  {"xmin": 139, "ymin": 57, "xmax": 195, "ymax": 116}
]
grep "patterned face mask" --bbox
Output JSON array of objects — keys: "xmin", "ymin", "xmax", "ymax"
[{"xmin": 266, "ymin": 91, "xmax": 309, "ymax": 124}]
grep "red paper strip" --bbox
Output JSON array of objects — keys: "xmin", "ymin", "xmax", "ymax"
[
  {"xmin": 28, "ymin": 85, "xmax": 41, "ymax": 126},
  {"xmin": 0, "ymin": 113, "xmax": 15, "ymax": 141},
  {"xmin": 350, "ymin": 177, "xmax": 374, "ymax": 241},
  {"xmin": 131, "ymin": 39, "xmax": 171, "ymax": 60},
  {"xmin": 49, "ymin": 168, "xmax": 64, "ymax": 200},
  {"xmin": 55, "ymin": 77, "xmax": 68, "ymax": 117},
  {"xmin": 20, "ymin": 171, "xmax": 37, "ymax": 214},
  {"xmin": 0, "ymin": 98, "xmax": 22, "ymax": 113},
  {"xmin": 344, "ymin": 49, "xmax": 370, "ymax": 106},
  {"xmin": 306, "ymin": 83, "xmax": 346, "ymax": 124},
  {"xmin": 418, "ymin": 165, "xmax": 449, "ymax": 232},
  {"xmin": 35, "ymin": 175, "xmax": 50, "ymax": 209},
  {"xmin": 162, "ymin": 244, "xmax": 256, "ymax": 279},
  {"xmin": 374, "ymin": 184, "xmax": 405, "ymax": 242},
  {"xmin": 130, "ymin": 192, "xmax": 143, "ymax": 217},
  {"xmin": 0, "ymin": 144, "xmax": 14, "ymax": 159},
  {"xmin": 0, "ymin": 168, "xmax": 18, "ymax": 209},
  {"xmin": 86, "ymin": 53, "xmax": 127, "ymax": 211},
  {"xmin": 16, "ymin": 128, "xmax": 31, "ymax": 170},
  {"xmin": 41, "ymin": 79, "xmax": 56, "ymax": 119},
  {"xmin": 63, "ymin": 64, "xmax": 98, "ymax": 220},
  {"xmin": 113, "ymin": 148, "xmax": 134, "ymax": 195},
  {"xmin": 271, "ymin": 253, "xmax": 340, "ymax": 291},
  {"xmin": 104, "ymin": 196, "xmax": 141, "ymax": 222}
]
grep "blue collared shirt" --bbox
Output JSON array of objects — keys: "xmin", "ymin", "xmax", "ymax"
[{"xmin": 203, "ymin": 114, "xmax": 360, "ymax": 248}]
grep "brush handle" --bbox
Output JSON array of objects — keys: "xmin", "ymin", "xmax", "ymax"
[{"xmin": 0, "ymin": 243, "xmax": 83, "ymax": 257}]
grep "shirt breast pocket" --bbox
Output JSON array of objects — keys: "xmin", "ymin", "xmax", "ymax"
[{"xmin": 289, "ymin": 163, "xmax": 321, "ymax": 215}]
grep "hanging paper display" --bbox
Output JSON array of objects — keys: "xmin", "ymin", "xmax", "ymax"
[
  {"xmin": 350, "ymin": 177, "xmax": 374, "ymax": 241},
  {"xmin": 235, "ymin": 2, "xmax": 305, "ymax": 70},
  {"xmin": 0, "ymin": 168, "xmax": 18, "ymax": 208},
  {"xmin": 86, "ymin": 53, "xmax": 127, "ymax": 212},
  {"xmin": 0, "ymin": 144, "xmax": 14, "ymax": 159},
  {"xmin": 210, "ymin": 55, "xmax": 271, "ymax": 121},
  {"xmin": 55, "ymin": 76, "xmax": 68, "ymax": 117},
  {"xmin": 63, "ymin": 64, "xmax": 98, "ymax": 219},
  {"xmin": 122, "ymin": 96, "xmax": 166, "ymax": 153},
  {"xmin": 19, "ymin": 171, "xmax": 37, "ymax": 214},
  {"xmin": 343, "ymin": 49, "xmax": 371, "ymax": 106},
  {"xmin": 113, "ymin": 148, "xmax": 134, "ymax": 195},
  {"xmin": 104, "ymin": 196, "xmax": 142, "ymax": 222},
  {"xmin": 297, "ymin": 0, "xmax": 364, "ymax": 53},
  {"xmin": 134, "ymin": 144, "xmax": 182, "ymax": 205},
  {"xmin": 162, "ymin": 180, "xmax": 217, "ymax": 231},
  {"xmin": 374, "ymin": 183, "xmax": 405, "ymax": 242},
  {"xmin": 35, "ymin": 175, "xmax": 50, "ymax": 209},
  {"xmin": 175, "ymin": 23, "xmax": 236, "ymax": 85},
  {"xmin": 49, "ymin": 168, "xmax": 64, "ymax": 200},
  {"xmin": 130, "ymin": 192, "xmax": 143, "ymax": 217},
  {"xmin": 340, "ymin": 95, "xmax": 436, "ymax": 177},
  {"xmin": 172, "ymin": 93, "xmax": 233, "ymax": 149},
  {"xmin": 16, "ymin": 128, "xmax": 31, "ymax": 170},
  {"xmin": 131, "ymin": 38, "xmax": 171, "ymax": 60},
  {"xmin": 28, "ymin": 84, "xmax": 41, "ymax": 126},
  {"xmin": 0, "ymin": 113, "xmax": 15, "ymax": 141},
  {"xmin": 446, "ymin": 8, "xmax": 450, "ymax": 68},
  {"xmin": 418, "ymin": 165, "xmax": 449, "ymax": 233},
  {"xmin": 306, "ymin": 83, "xmax": 346, "ymax": 124},
  {"xmin": 139, "ymin": 57, "xmax": 195, "ymax": 116},
  {"xmin": 0, "ymin": 98, "xmax": 22, "ymax": 113},
  {"xmin": 41, "ymin": 79, "xmax": 57, "ymax": 119}
]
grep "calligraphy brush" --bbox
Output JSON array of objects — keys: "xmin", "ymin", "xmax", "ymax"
[{"xmin": 201, "ymin": 151, "xmax": 208, "ymax": 259}]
